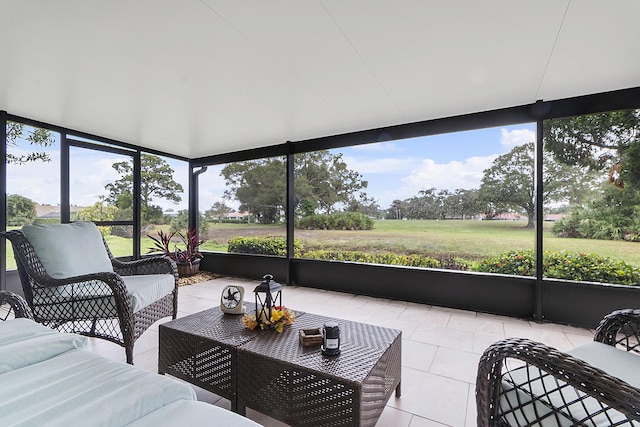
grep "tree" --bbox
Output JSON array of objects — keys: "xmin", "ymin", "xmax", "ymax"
[
  {"xmin": 104, "ymin": 154, "xmax": 183, "ymax": 225},
  {"xmin": 443, "ymin": 188, "xmax": 481, "ymax": 219},
  {"xmin": 170, "ymin": 209, "xmax": 209, "ymax": 235},
  {"xmin": 479, "ymin": 142, "xmax": 595, "ymax": 228},
  {"xmin": 404, "ymin": 188, "xmax": 448, "ymax": 220},
  {"xmin": 543, "ymin": 109, "xmax": 640, "ymax": 241},
  {"xmin": 222, "ymin": 157, "xmax": 286, "ymax": 224},
  {"xmin": 551, "ymin": 183, "xmax": 640, "ymax": 240},
  {"xmin": 544, "ymin": 109, "xmax": 640, "ymax": 188},
  {"xmin": 74, "ymin": 198, "xmax": 118, "ymax": 222},
  {"xmin": 206, "ymin": 201, "xmax": 234, "ymax": 223},
  {"xmin": 294, "ymin": 152, "xmax": 368, "ymax": 215},
  {"xmin": 385, "ymin": 199, "xmax": 407, "ymax": 220},
  {"xmin": 345, "ymin": 193, "xmax": 381, "ymax": 218},
  {"xmin": 6, "ymin": 194, "xmax": 37, "ymax": 226},
  {"xmin": 220, "ymin": 151, "xmax": 368, "ymax": 224},
  {"xmin": 6, "ymin": 122, "xmax": 55, "ymax": 164},
  {"xmin": 73, "ymin": 199, "xmax": 120, "ymax": 236}
]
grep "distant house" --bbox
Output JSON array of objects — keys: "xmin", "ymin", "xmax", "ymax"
[
  {"xmin": 35, "ymin": 204, "xmax": 84, "ymax": 219},
  {"xmin": 490, "ymin": 213, "xmax": 526, "ymax": 221},
  {"xmin": 224, "ymin": 212, "xmax": 250, "ymax": 221}
]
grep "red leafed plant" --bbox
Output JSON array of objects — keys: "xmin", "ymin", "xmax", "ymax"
[
  {"xmin": 147, "ymin": 228, "xmax": 204, "ymax": 265},
  {"xmin": 174, "ymin": 228, "xmax": 204, "ymax": 265}
]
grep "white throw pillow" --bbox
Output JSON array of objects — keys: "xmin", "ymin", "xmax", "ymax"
[{"xmin": 22, "ymin": 222, "xmax": 114, "ymax": 279}]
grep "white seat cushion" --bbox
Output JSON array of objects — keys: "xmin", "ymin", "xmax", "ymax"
[
  {"xmin": 123, "ymin": 274, "xmax": 175, "ymax": 313},
  {"xmin": 500, "ymin": 342, "xmax": 640, "ymax": 426},
  {"xmin": 567, "ymin": 341, "xmax": 640, "ymax": 388},
  {"xmin": 32, "ymin": 274, "xmax": 175, "ymax": 321}
]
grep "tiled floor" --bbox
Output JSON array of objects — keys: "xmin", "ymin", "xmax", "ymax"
[{"xmin": 87, "ymin": 276, "xmax": 595, "ymax": 427}]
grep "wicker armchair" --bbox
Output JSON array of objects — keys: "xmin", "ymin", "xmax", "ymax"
[
  {"xmin": 2, "ymin": 223, "xmax": 178, "ymax": 364},
  {"xmin": 0, "ymin": 290, "xmax": 33, "ymax": 321},
  {"xmin": 476, "ymin": 309, "xmax": 640, "ymax": 426}
]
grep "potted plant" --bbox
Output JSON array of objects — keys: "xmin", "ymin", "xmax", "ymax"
[
  {"xmin": 174, "ymin": 228, "xmax": 204, "ymax": 276},
  {"xmin": 147, "ymin": 228, "xmax": 204, "ymax": 277},
  {"xmin": 147, "ymin": 229, "xmax": 177, "ymax": 256}
]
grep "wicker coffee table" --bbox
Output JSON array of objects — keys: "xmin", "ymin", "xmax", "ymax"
[
  {"xmin": 237, "ymin": 313, "xmax": 402, "ymax": 427},
  {"xmin": 158, "ymin": 305, "xmax": 263, "ymax": 413},
  {"xmin": 159, "ymin": 308, "xmax": 401, "ymax": 426}
]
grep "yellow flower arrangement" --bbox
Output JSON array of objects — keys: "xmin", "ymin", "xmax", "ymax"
[{"xmin": 242, "ymin": 306, "xmax": 295, "ymax": 333}]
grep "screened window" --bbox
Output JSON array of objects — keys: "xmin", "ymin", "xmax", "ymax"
[
  {"xmin": 542, "ymin": 109, "xmax": 640, "ymax": 285},
  {"xmin": 198, "ymin": 157, "xmax": 287, "ymax": 255},
  {"xmin": 294, "ymin": 124, "xmax": 537, "ymax": 274},
  {"xmin": 6, "ymin": 122, "xmax": 60, "ymax": 269}
]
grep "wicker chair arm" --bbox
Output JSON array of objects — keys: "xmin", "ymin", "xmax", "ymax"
[
  {"xmin": 29, "ymin": 271, "xmax": 133, "ymax": 326},
  {"xmin": 594, "ymin": 309, "xmax": 640, "ymax": 354},
  {"xmin": 23, "ymin": 270, "xmax": 128, "ymax": 294},
  {"xmin": 476, "ymin": 337, "xmax": 640, "ymax": 426},
  {"xmin": 0, "ymin": 291, "xmax": 33, "ymax": 320},
  {"xmin": 111, "ymin": 255, "xmax": 178, "ymax": 279}
]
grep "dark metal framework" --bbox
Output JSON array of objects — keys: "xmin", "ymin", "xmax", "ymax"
[
  {"xmin": 191, "ymin": 86, "xmax": 640, "ymax": 328},
  {"xmin": 3, "ymin": 86, "xmax": 640, "ymax": 328},
  {"xmin": 1, "ymin": 112, "xmax": 189, "ymax": 264}
]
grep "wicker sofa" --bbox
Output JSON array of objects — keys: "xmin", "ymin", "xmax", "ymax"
[
  {"xmin": 2, "ymin": 221, "xmax": 178, "ymax": 364},
  {"xmin": 476, "ymin": 309, "xmax": 640, "ymax": 426},
  {"xmin": 0, "ymin": 291, "xmax": 261, "ymax": 427}
]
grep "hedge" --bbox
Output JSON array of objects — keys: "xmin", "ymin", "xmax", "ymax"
[
  {"xmin": 302, "ymin": 250, "xmax": 440, "ymax": 268},
  {"xmin": 297, "ymin": 212, "xmax": 373, "ymax": 230},
  {"xmin": 226, "ymin": 238, "xmax": 639, "ymax": 286},
  {"xmin": 227, "ymin": 236, "xmax": 302, "ymax": 256},
  {"xmin": 473, "ymin": 250, "xmax": 640, "ymax": 285}
]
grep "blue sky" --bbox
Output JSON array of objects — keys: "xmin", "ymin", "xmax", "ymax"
[
  {"xmin": 338, "ymin": 124, "xmax": 536, "ymax": 209},
  {"xmin": 7, "ymin": 138, "xmax": 190, "ymax": 211},
  {"xmin": 8, "ymin": 123, "xmax": 536, "ymax": 213}
]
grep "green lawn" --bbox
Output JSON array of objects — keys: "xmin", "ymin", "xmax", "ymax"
[
  {"xmin": 6, "ymin": 219, "xmax": 640, "ymax": 270},
  {"xmin": 296, "ymin": 220, "xmax": 640, "ymax": 267}
]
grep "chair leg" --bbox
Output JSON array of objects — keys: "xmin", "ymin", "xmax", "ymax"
[
  {"xmin": 123, "ymin": 322, "xmax": 135, "ymax": 365},
  {"xmin": 90, "ymin": 318, "xmax": 98, "ymax": 335},
  {"xmin": 126, "ymin": 345, "xmax": 134, "ymax": 365}
]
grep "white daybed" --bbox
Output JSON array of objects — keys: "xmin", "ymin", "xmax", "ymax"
[{"xmin": 0, "ymin": 292, "xmax": 262, "ymax": 427}]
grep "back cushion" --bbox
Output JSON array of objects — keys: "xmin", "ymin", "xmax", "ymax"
[{"xmin": 21, "ymin": 222, "xmax": 114, "ymax": 279}]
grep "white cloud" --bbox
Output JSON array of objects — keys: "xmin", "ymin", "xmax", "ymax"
[
  {"xmin": 350, "ymin": 141, "xmax": 401, "ymax": 152},
  {"xmin": 68, "ymin": 157, "xmax": 131, "ymax": 206},
  {"xmin": 7, "ymin": 156, "xmax": 61, "ymax": 205},
  {"xmin": 399, "ymin": 154, "xmax": 497, "ymax": 196},
  {"xmin": 342, "ymin": 156, "xmax": 420, "ymax": 174},
  {"xmin": 197, "ymin": 166, "xmax": 241, "ymax": 212},
  {"xmin": 500, "ymin": 128, "xmax": 535, "ymax": 148}
]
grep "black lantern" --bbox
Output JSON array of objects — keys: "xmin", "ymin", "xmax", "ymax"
[{"xmin": 253, "ymin": 274, "xmax": 282, "ymax": 327}]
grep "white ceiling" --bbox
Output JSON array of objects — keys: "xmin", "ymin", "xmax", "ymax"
[{"xmin": 1, "ymin": 1, "xmax": 639, "ymax": 159}]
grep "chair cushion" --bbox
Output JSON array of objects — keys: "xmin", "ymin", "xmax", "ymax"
[
  {"xmin": 500, "ymin": 342, "xmax": 640, "ymax": 426},
  {"xmin": 568, "ymin": 341, "xmax": 640, "ymax": 389},
  {"xmin": 122, "ymin": 274, "xmax": 176, "ymax": 313},
  {"xmin": 22, "ymin": 222, "xmax": 113, "ymax": 279},
  {"xmin": 32, "ymin": 274, "xmax": 175, "ymax": 320}
]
